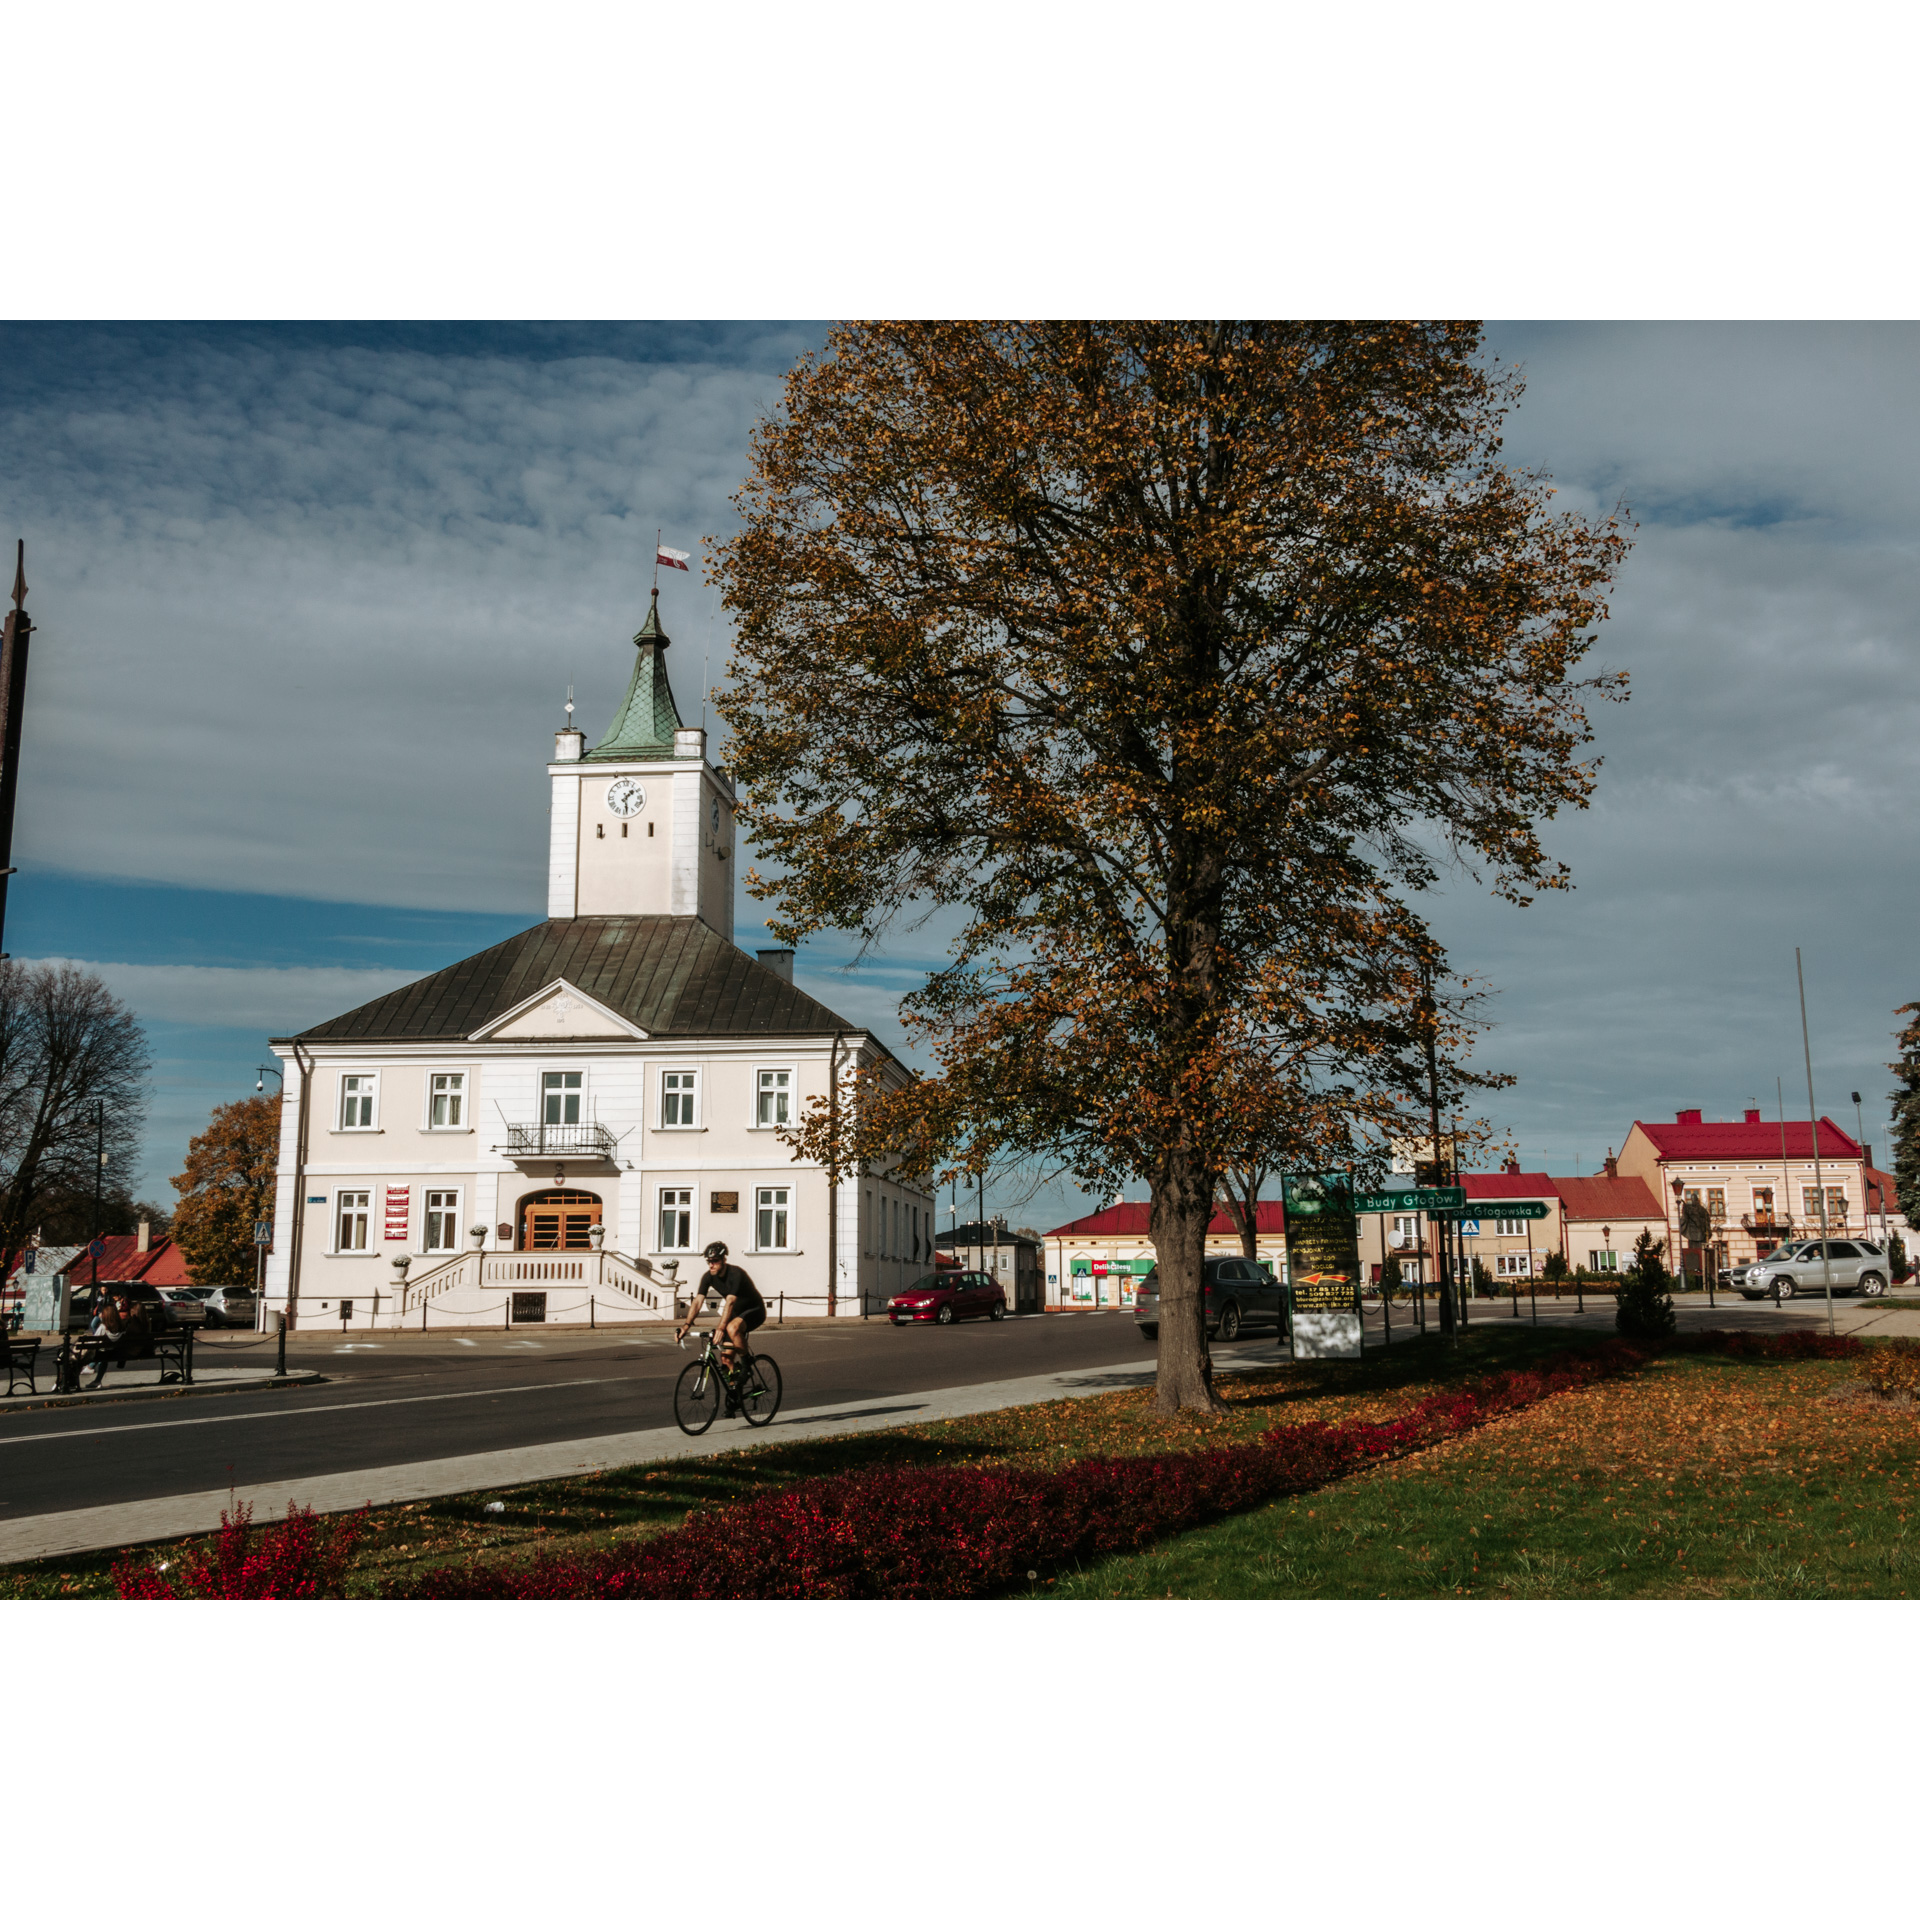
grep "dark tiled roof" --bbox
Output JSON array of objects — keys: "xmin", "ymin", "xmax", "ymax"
[{"xmin": 289, "ymin": 917, "xmax": 858, "ymax": 1043}]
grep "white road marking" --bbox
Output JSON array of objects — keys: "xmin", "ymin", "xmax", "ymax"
[
  {"xmin": 0, "ymin": 1377, "xmax": 626, "ymax": 1447},
  {"xmin": 453, "ymin": 1339, "xmax": 477, "ymax": 1347}
]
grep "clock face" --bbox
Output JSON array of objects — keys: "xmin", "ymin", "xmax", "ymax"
[{"xmin": 605, "ymin": 777, "xmax": 646, "ymax": 818}]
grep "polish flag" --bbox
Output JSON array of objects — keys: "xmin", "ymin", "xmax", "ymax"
[{"xmin": 657, "ymin": 544, "xmax": 692, "ymax": 571}]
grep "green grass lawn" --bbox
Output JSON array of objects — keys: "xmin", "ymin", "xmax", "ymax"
[{"xmin": 1038, "ymin": 1341, "xmax": 1920, "ymax": 1598}]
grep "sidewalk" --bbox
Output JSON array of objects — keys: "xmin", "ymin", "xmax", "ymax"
[
  {"xmin": 0, "ymin": 1346, "xmax": 1290, "ymax": 1567},
  {"xmin": 2, "ymin": 1365, "xmax": 323, "ymax": 1414}
]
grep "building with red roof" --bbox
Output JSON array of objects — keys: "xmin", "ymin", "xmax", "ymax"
[
  {"xmin": 1040, "ymin": 1201, "xmax": 1286, "ymax": 1309},
  {"xmin": 1616, "ymin": 1107, "xmax": 1868, "ymax": 1275}
]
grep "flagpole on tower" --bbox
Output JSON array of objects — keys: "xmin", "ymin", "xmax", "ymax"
[{"xmin": 653, "ymin": 528, "xmax": 661, "ymax": 597}]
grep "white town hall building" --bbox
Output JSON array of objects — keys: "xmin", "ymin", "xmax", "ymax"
[{"xmin": 263, "ymin": 592, "xmax": 932, "ymax": 1330}]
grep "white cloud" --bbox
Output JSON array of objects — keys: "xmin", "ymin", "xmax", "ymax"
[{"xmin": 37, "ymin": 959, "xmax": 424, "ymax": 1034}]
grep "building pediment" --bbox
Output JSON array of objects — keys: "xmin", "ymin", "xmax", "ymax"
[{"xmin": 469, "ymin": 978, "xmax": 648, "ymax": 1043}]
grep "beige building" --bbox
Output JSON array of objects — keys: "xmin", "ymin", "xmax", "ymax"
[
  {"xmin": 1554, "ymin": 1174, "xmax": 1666, "ymax": 1274},
  {"xmin": 265, "ymin": 592, "xmax": 930, "ymax": 1331},
  {"xmin": 1616, "ymin": 1107, "xmax": 1867, "ymax": 1277}
]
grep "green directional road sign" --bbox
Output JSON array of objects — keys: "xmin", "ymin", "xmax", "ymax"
[
  {"xmin": 1462, "ymin": 1201, "xmax": 1550, "ymax": 1221},
  {"xmin": 1352, "ymin": 1188, "xmax": 1464, "ymax": 1213}
]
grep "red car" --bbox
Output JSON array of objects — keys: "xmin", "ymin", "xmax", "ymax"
[{"xmin": 888, "ymin": 1269, "xmax": 1006, "ymax": 1324}]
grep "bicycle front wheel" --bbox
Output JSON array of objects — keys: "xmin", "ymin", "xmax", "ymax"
[
  {"xmin": 739, "ymin": 1354, "xmax": 783, "ymax": 1428},
  {"xmin": 673, "ymin": 1357, "xmax": 720, "ymax": 1436}
]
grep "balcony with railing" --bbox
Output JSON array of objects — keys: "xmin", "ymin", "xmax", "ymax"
[{"xmin": 499, "ymin": 1121, "xmax": 617, "ymax": 1162}]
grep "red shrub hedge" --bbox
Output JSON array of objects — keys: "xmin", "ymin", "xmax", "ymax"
[
  {"xmin": 397, "ymin": 1337, "xmax": 1659, "ymax": 1600},
  {"xmin": 114, "ymin": 1501, "xmax": 369, "ymax": 1599}
]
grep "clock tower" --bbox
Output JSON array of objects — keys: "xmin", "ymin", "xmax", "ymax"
[{"xmin": 546, "ymin": 591, "xmax": 735, "ymax": 934}]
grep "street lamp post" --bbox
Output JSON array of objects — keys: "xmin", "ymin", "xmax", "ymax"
[{"xmin": 253, "ymin": 1068, "xmax": 284, "ymax": 1331}]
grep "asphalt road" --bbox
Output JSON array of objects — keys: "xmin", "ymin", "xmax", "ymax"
[{"xmin": 0, "ymin": 1312, "xmax": 1151, "ymax": 1521}]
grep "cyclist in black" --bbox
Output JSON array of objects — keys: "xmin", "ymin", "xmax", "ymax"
[{"xmin": 675, "ymin": 1241, "xmax": 766, "ymax": 1377}]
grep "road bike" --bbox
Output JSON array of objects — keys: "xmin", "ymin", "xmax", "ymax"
[{"xmin": 673, "ymin": 1330, "xmax": 782, "ymax": 1436}]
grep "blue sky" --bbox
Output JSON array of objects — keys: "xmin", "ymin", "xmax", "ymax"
[{"xmin": 3, "ymin": 321, "xmax": 1917, "ymax": 1223}]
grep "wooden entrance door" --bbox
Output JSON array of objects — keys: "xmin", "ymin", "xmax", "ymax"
[{"xmin": 520, "ymin": 1189, "xmax": 603, "ymax": 1250}]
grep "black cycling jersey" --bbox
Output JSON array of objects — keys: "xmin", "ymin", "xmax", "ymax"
[{"xmin": 699, "ymin": 1263, "xmax": 765, "ymax": 1315}]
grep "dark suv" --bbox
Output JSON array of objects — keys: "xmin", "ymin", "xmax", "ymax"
[{"xmin": 1133, "ymin": 1257, "xmax": 1282, "ymax": 1341}]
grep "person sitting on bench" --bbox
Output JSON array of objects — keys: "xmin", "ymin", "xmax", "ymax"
[{"xmin": 86, "ymin": 1291, "xmax": 153, "ymax": 1388}]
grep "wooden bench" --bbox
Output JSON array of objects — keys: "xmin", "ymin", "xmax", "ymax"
[
  {"xmin": 5, "ymin": 1338, "xmax": 39, "ymax": 1397},
  {"xmin": 53, "ymin": 1324, "xmax": 195, "ymax": 1394}
]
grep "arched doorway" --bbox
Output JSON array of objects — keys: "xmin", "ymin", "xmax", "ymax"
[{"xmin": 519, "ymin": 1189, "xmax": 604, "ymax": 1251}]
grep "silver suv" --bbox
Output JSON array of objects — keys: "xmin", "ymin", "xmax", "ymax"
[{"xmin": 1728, "ymin": 1239, "xmax": 1889, "ymax": 1301}]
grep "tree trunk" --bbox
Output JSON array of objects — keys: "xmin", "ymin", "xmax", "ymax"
[{"xmin": 1153, "ymin": 1150, "xmax": 1221, "ymax": 1415}]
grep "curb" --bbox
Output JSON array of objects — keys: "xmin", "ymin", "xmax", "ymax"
[{"xmin": 0, "ymin": 1369, "xmax": 325, "ymax": 1416}]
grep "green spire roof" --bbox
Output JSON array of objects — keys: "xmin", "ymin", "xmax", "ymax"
[{"xmin": 584, "ymin": 591, "xmax": 684, "ymax": 760}]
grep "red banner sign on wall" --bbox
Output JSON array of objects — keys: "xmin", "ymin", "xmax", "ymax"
[{"xmin": 384, "ymin": 1186, "xmax": 411, "ymax": 1241}]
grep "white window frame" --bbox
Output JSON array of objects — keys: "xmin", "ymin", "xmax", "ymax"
[
  {"xmin": 1494, "ymin": 1252, "xmax": 1531, "ymax": 1278},
  {"xmin": 754, "ymin": 1066, "xmax": 794, "ymax": 1129},
  {"xmin": 657, "ymin": 1185, "xmax": 695, "ymax": 1252},
  {"xmin": 337, "ymin": 1073, "xmax": 379, "ymax": 1132},
  {"xmin": 755, "ymin": 1185, "xmax": 792, "ymax": 1252},
  {"xmin": 541, "ymin": 1068, "xmax": 587, "ymax": 1128},
  {"xmin": 426, "ymin": 1071, "xmax": 469, "ymax": 1132},
  {"xmin": 334, "ymin": 1189, "xmax": 372, "ymax": 1254},
  {"xmin": 658, "ymin": 1067, "xmax": 700, "ymax": 1130},
  {"xmin": 423, "ymin": 1189, "xmax": 462, "ymax": 1252},
  {"xmin": 1588, "ymin": 1248, "xmax": 1619, "ymax": 1272}
]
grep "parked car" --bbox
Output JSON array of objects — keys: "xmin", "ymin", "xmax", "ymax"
[
  {"xmin": 1727, "ymin": 1239, "xmax": 1889, "ymax": 1300},
  {"xmin": 66, "ymin": 1278, "xmax": 207, "ymax": 1330},
  {"xmin": 194, "ymin": 1286, "xmax": 259, "ymax": 1327},
  {"xmin": 1134, "ymin": 1257, "xmax": 1283, "ymax": 1341},
  {"xmin": 888, "ymin": 1269, "xmax": 1006, "ymax": 1324}
]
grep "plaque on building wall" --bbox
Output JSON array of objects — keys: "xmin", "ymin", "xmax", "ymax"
[
  {"xmin": 710, "ymin": 1191, "xmax": 739, "ymax": 1213},
  {"xmin": 384, "ymin": 1185, "xmax": 411, "ymax": 1241}
]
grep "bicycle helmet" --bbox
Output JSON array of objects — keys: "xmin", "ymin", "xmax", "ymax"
[{"xmin": 702, "ymin": 1240, "xmax": 729, "ymax": 1263}]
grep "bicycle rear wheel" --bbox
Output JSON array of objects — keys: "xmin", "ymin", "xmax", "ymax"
[
  {"xmin": 740, "ymin": 1354, "xmax": 783, "ymax": 1427},
  {"xmin": 673, "ymin": 1357, "xmax": 720, "ymax": 1435}
]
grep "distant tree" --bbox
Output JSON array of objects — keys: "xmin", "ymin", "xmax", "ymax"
[
  {"xmin": 720, "ymin": 322, "xmax": 1628, "ymax": 1415},
  {"xmin": 1889, "ymin": 1005, "xmax": 1920, "ymax": 1228},
  {"xmin": 0, "ymin": 962, "xmax": 150, "ymax": 1283},
  {"xmin": 1470, "ymin": 1255, "xmax": 1492, "ymax": 1298},
  {"xmin": 1541, "ymin": 1248, "xmax": 1571, "ymax": 1294},
  {"xmin": 1891, "ymin": 1235, "xmax": 1910, "ymax": 1285},
  {"xmin": 1616, "ymin": 1227, "xmax": 1676, "ymax": 1339},
  {"xmin": 28, "ymin": 1182, "xmax": 168, "ymax": 1246},
  {"xmin": 1380, "ymin": 1252, "xmax": 1403, "ymax": 1302},
  {"xmin": 171, "ymin": 1095, "xmax": 280, "ymax": 1291}
]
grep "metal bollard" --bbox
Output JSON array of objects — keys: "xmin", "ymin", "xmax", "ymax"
[{"xmin": 272, "ymin": 1310, "xmax": 287, "ymax": 1378}]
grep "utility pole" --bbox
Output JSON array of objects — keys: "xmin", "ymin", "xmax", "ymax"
[
  {"xmin": 89, "ymin": 1099, "xmax": 104, "ymax": 1295},
  {"xmin": 1420, "ymin": 972, "xmax": 1454, "ymax": 1340},
  {"xmin": 1797, "ymin": 949, "xmax": 1836, "ymax": 1335},
  {"xmin": 0, "ymin": 542, "xmax": 34, "ymax": 956}
]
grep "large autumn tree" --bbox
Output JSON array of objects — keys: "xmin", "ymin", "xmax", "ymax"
[
  {"xmin": 0, "ymin": 960, "xmax": 150, "ymax": 1280},
  {"xmin": 171, "ymin": 1094, "xmax": 279, "ymax": 1291},
  {"xmin": 715, "ymin": 322, "xmax": 1626, "ymax": 1413}
]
